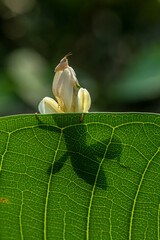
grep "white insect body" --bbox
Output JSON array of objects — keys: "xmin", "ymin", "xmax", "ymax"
[{"xmin": 38, "ymin": 54, "xmax": 91, "ymax": 114}]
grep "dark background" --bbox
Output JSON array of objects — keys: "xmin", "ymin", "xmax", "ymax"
[{"xmin": 1, "ymin": 0, "xmax": 160, "ymax": 116}]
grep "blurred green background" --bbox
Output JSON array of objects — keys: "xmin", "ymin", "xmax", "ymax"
[{"xmin": 1, "ymin": 0, "xmax": 160, "ymax": 116}]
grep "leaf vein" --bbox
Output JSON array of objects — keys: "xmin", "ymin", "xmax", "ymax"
[
  {"xmin": 86, "ymin": 127, "xmax": 115, "ymax": 240},
  {"xmin": 44, "ymin": 129, "xmax": 63, "ymax": 240},
  {"xmin": 129, "ymin": 147, "xmax": 160, "ymax": 240}
]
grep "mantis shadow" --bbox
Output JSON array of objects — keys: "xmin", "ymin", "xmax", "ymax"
[{"xmin": 35, "ymin": 115, "xmax": 127, "ymax": 190}]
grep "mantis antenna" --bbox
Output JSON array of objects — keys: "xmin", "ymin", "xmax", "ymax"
[{"xmin": 64, "ymin": 52, "xmax": 72, "ymax": 58}]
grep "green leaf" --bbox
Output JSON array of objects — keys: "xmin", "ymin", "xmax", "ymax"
[{"xmin": 0, "ymin": 113, "xmax": 160, "ymax": 240}]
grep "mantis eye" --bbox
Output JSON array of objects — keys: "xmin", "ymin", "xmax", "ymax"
[
  {"xmin": 60, "ymin": 58, "xmax": 67, "ymax": 63},
  {"xmin": 55, "ymin": 54, "xmax": 70, "ymax": 72}
]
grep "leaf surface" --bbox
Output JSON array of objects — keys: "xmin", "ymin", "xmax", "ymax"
[{"xmin": 0, "ymin": 113, "xmax": 160, "ymax": 240}]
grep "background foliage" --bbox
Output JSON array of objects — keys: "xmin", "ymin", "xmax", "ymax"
[{"xmin": 1, "ymin": 0, "xmax": 160, "ymax": 116}]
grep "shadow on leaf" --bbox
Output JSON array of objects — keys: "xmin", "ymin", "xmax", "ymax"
[{"xmin": 35, "ymin": 114, "xmax": 126, "ymax": 190}]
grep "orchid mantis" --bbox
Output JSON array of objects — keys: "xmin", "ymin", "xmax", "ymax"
[{"xmin": 38, "ymin": 54, "xmax": 91, "ymax": 116}]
